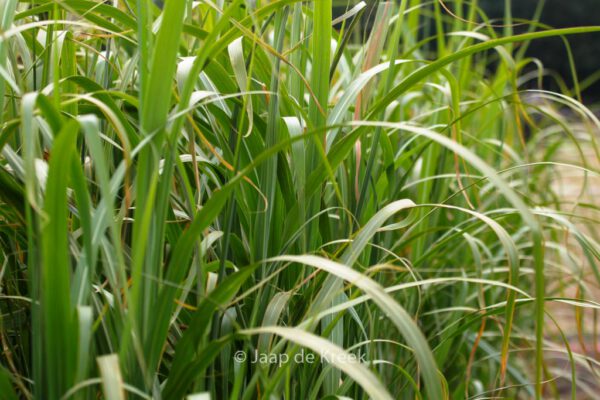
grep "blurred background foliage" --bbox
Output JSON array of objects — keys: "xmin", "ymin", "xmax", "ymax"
[
  {"xmin": 333, "ymin": 0, "xmax": 600, "ymax": 102},
  {"xmin": 482, "ymin": 0, "xmax": 600, "ymax": 102}
]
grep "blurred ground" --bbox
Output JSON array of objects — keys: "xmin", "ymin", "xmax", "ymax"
[{"xmin": 547, "ymin": 139, "xmax": 600, "ymax": 398}]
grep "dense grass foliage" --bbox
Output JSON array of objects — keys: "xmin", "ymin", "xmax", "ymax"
[{"xmin": 1, "ymin": 0, "xmax": 599, "ymax": 399}]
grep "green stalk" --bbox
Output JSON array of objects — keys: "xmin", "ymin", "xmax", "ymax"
[
  {"xmin": 306, "ymin": 0, "xmax": 331, "ymax": 247},
  {"xmin": 356, "ymin": 0, "xmax": 409, "ymax": 221},
  {"xmin": 126, "ymin": 0, "xmax": 188, "ymax": 388},
  {"xmin": 255, "ymin": 7, "xmax": 288, "ymax": 270},
  {"xmin": 41, "ymin": 120, "xmax": 80, "ymax": 398}
]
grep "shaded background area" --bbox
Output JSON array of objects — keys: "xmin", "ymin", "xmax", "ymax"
[
  {"xmin": 482, "ymin": 0, "xmax": 600, "ymax": 102},
  {"xmin": 333, "ymin": 0, "xmax": 600, "ymax": 102}
]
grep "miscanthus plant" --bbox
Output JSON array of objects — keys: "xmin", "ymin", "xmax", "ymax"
[{"xmin": 1, "ymin": 0, "xmax": 599, "ymax": 399}]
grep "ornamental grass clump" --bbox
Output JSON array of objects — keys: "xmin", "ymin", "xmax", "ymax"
[{"xmin": 0, "ymin": 1, "xmax": 599, "ymax": 399}]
